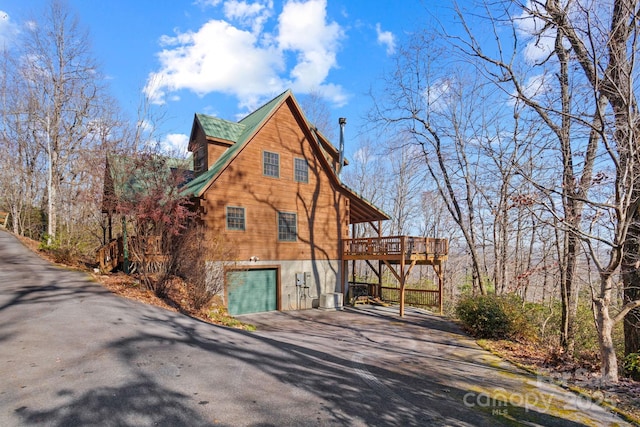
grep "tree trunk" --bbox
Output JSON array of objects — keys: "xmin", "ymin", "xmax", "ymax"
[
  {"xmin": 622, "ymin": 217, "xmax": 640, "ymax": 356},
  {"xmin": 593, "ymin": 290, "xmax": 619, "ymax": 383},
  {"xmin": 560, "ymin": 232, "xmax": 579, "ymax": 357},
  {"xmin": 11, "ymin": 204, "xmax": 19, "ymax": 235},
  {"xmin": 47, "ymin": 155, "xmax": 58, "ymax": 244}
]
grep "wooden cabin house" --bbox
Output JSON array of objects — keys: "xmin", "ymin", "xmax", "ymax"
[
  {"xmin": 98, "ymin": 90, "xmax": 448, "ymax": 317},
  {"xmin": 180, "ymin": 90, "xmax": 391, "ymax": 315}
]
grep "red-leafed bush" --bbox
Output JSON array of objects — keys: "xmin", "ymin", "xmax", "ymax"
[{"xmin": 115, "ymin": 153, "xmax": 196, "ymax": 297}]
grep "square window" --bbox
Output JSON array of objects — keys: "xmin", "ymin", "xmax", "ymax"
[
  {"xmin": 294, "ymin": 158, "xmax": 308, "ymax": 183},
  {"xmin": 226, "ymin": 206, "xmax": 245, "ymax": 231},
  {"xmin": 278, "ymin": 212, "xmax": 297, "ymax": 241},
  {"xmin": 263, "ymin": 151, "xmax": 280, "ymax": 178}
]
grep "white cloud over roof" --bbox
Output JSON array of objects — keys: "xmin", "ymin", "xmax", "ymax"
[
  {"xmin": 160, "ymin": 133, "xmax": 190, "ymax": 155},
  {"xmin": 145, "ymin": 0, "xmax": 346, "ymax": 110}
]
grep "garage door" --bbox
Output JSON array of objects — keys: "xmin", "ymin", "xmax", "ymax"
[{"xmin": 227, "ymin": 269, "xmax": 277, "ymax": 315}]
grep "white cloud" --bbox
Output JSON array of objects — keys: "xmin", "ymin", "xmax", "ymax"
[
  {"xmin": 352, "ymin": 146, "xmax": 376, "ymax": 164},
  {"xmin": 224, "ymin": 0, "xmax": 273, "ymax": 33},
  {"xmin": 24, "ymin": 20, "xmax": 37, "ymax": 32},
  {"xmin": 521, "ymin": 73, "xmax": 551, "ymax": 99},
  {"xmin": 423, "ymin": 78, "xmax": 452, "ymax": 112},
  {"xmin": 375, "ymin": 23, "xmax": 395, "ymax": 55},
  {"xmin": 195, "ymin": 0, "xmax": 223, "ymax": 7},
  {"xmin": 0, "ymin": 11, "xmax": 19, "ymax": 50},
  {"xmin": 277, "ymin": 0, "xmax": 344, "ymax": 92},
  {"xmin": 506, "ymin": 72, "xmax": 552, "ymax": 106},
  {"xmin": 312, "ymin": 82, "xmax": 348, "ymax": 107},
  {"xmin": 144, "ymin": 19, "xmax": 284, "ymax": 108},
  {"xmin": 145, "ymin": 0, "xmax": 346, "ymax": 110},
  {"xmin": 160, "ymin": 133, "xmax": 190, "ymax": 155},
  {"xmin": 514, "ymin": 2, "xmax": 556, "ymax": 64},
  {"xmin": 137, "ymin": 119, "xmax": 154, "ymax": 133}
]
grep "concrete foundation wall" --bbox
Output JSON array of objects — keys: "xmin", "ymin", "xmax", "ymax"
[{"xmin": 230, "ymin": 259, "xmax": 343, "ymax": 311}]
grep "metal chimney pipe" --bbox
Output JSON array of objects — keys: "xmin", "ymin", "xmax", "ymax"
[{"xmin": 338, "ymin": 117, "xmax": 346, "ymax": 177}]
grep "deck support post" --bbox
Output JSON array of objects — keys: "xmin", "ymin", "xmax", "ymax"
[
  {"xmin": 435, "ymin": 262, "xmax": 444, "ymax": 315},
  {"xmin": 384, "ymin": 257, "xmax": 417, "ymax": 318},
  {"xmin": 340, "ymin": 233, "xmax": 344, "ymax": 295},
  {"xmin": 399, "ymin": 238, "xmax": 405, "ymax": 317},
  {"xmin": 377, "ymin": 260, "xmax": 382, "ymax": 298}
]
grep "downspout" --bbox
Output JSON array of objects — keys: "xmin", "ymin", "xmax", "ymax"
[
  {"xmin": 338, "ymin": 117, "xmax": 346, "ymax": 177},
  {"xmin": 338, "ymin": 118, "xmax": 347, "ymax": 298}
]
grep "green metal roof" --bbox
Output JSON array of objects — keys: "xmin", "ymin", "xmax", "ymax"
[
  {"xmin": 103, "ymin": 154, "xmax": 193, "ymax": 212},
  {"xmin": 181, "ymin": 89, "xmax": 291, "ymax": 197},
  {"xmin": 196, "ymin": 114, "xmax": 246, "ymax": 142}
]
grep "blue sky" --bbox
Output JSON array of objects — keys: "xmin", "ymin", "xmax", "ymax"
[{"xmin": 2, "ymin": 1, "xmax": 457, "ymax": 157}]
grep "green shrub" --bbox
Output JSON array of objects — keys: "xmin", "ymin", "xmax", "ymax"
[
  {"xmin": 455, "ymin": 293, "xmax": 535, "ymax": 341},
  {"xmin": 623, "ymin": 352, "xmax": 640, "ymax": 381},
  {"xmin": 49, "ymin": 247, "xmax": 75, "ymax": 265}
]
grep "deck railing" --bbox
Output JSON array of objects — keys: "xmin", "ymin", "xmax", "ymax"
[
  {"xmin": 96, "ymin": 235, "xmax": 166, "ymax": 273},
  {"xmin": 97, "ymin": 238, "xmax": 122, "ymax": 273},
  {"xmin": 343, "ymin": 236, "xmax": 448, "ymax": 258},
  {"xmin": 381, "ymin": 286, "xmax": 440, "ymax": 308}
]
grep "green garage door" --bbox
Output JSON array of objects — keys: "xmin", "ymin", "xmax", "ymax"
[{"xmin": 227, "ymin": 269, "xmax": 277, "ymax": 315}]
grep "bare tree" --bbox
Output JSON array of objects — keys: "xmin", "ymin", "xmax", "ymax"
[
  {"xmin": 342, "ymin": 137, "xmax": 389, "ymax": 237},
  {"xmin": 175, "ymin": 223, "xmax": 231, "ymax": 310},
  {"xmin": 17, "ymin": 0, "xmax": 105, "ymax": 245},
  {"xmin": 370, "ymin": 34, "xmax": 517, "ymax": 295},
  {"xmin": 449, "ymin": 0, "xmax": 608, "ymax": 360},
  {"xmin": 384, "ymin": 141, "xmax": 424, "ymax": 236},
  {"xmin": 451, "ymin": 0, "xmax": 640, "ymax": 382},
  {"xmin": 298, "ymin": 90, "xmax": 336, "ymax": 141},
  {"xmin": 530, "ymin": 0, "xmax": 640, "ymax": 385}
]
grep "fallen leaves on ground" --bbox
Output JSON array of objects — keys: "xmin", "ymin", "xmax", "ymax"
[
  {"xmin": 481, "ymin": 339, "xmax": 640, "ymax": 423},
  {"xmin": 94, "ymin": 272, "xmax": 253, "ymax": 330}
]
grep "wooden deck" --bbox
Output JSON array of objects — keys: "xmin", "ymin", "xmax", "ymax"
[
  {"xmin": 343, "ymin": 235, "xmax": 448, "ymax": 316},
  {"xmin": 96, "ymin": 235, "xmax": 167, "ymax": 273},
  {"xmin": 97, "ymin": 238, "xmax": 122, "ymax": 273},
  {"xmin": 343, "ymin": 236, "xmax": 448, "ymax": 263}
]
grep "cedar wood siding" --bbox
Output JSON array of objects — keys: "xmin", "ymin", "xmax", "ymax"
[
  {"xmin": 206, "ymin": 140, "xmax": 232, "ymax": 172},
  {"xmin": 191, "ymin": 128, "xmax": 232, "ymax": 174},
  {"xmin": 200, "ymin": 98, "xmax": 349, "ymax": 262}
]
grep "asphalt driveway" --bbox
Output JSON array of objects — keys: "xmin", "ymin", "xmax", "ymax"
[{"xmin": 0, "ymin": 229, "xmax": 631, "ymax": 426}]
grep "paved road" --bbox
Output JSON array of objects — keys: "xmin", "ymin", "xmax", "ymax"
[{"xmin": 0, "ymin": 229, "xmax": 632, "ymax": 426}]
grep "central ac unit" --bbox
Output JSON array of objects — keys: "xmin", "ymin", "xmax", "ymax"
[{"xmin": 318, "ymin": 293, "xmax": 343, "ymax": 311}]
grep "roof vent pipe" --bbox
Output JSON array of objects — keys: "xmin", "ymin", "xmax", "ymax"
[{"xmin": 338, "ymin": 117, "xmax": 346, "ymax": 177}]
